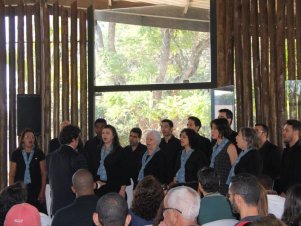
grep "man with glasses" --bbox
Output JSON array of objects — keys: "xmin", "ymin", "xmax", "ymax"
[
  {"xmin": 254, "ymin": 123, "xmax": 281, "ymax": 181},
  {"xmin": 228, "ymin": 173, "xmax": 263, "ymax": 225},
  {"xmin": 161, "ymin": 186, "xmax": 200, "ymax": 226}
]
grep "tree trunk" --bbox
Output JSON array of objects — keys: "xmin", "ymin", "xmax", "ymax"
[{"xmin": 108, "ymin": 22, "xmax": 116, "ymax": 52}]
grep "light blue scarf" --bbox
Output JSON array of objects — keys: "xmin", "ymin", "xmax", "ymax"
[
  {"xmin": 97, "ymin": 145, "xmax": 113, "ymax": 181},
  {"xmin": 210, "ymin": 138, "xmax": 230, "ymax": 167},
  {"xmin": 176, "ymin": 148, "xmax": 194, "ymax": 183},
  {"xmin": 22, "ymin": 150, "xmax": 34, "ymax": 184},
  {"xmin": 226, "ymin": 149, "xmax": 250, "ymax": 184},
  {"xmin": 137, "ymin": 147, "xmax": 160, "ymax": 181}
]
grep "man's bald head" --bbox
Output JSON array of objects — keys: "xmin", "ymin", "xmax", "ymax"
[{"xmin": 72, "ymin": 169, "xmax": 94, "ymax": 196}]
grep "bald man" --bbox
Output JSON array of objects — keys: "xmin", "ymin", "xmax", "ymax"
[{"xmin": 51, "ymin": 169, "xmax": 98, "ymax": 226}]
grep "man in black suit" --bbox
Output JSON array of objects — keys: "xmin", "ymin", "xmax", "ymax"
[
  {"xmin": 46, "ymin": 125, "xmax": 87, "ymax": 215},
  {"xmin": 187, "ymin": 116, "xmax": 211, "ymax": 162},
  {"xmin": 218, "ymin": 109, "xmax": 238, "ymax": 145},
  {"xmin": 254, "ymin": 123, "xmax": 281, "ymax": 181},
  {"xmin": 48, "ymin": 120, "xmax": 70, "ymax": 154}
]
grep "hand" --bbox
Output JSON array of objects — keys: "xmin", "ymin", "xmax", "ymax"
[
  {"xmin": 38, "ymin": 191, "xmax": 46, "ymax": 203},
  {"xmin": 280, "ymin": 192, "xmax": 286, "ymax": 198}
]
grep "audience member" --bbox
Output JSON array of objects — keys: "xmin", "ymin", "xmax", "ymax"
[
  {"xmin": 161, "ymin": 186, "xmax": 200, "ymax": 226},
  {"xmin": 137, "ymin": 130, "xmax": 167, "ymax": 184},
  {"xmin": 228, "ymin": 173, "xmax": 263, "ymax": 224},
  {"xmin": 9, "ymin": 129, "xmax": 46, "ymax": 212},
  {"xmin": 187, "ymin": 116, "xmax": 212, "ymax": 162},
  {"xmin": 124, "ymin": 127, "xmax": 146, "ymax": 188},
  {"xmin": 93, "ymin": 193, "xmax": 131, "ymax": 226},
  {"xmin": 174, "ymin": 128, "xmax": 208, "ymax": 190},
  {"xmin": 279, "ymin": 119, "xmax": 301, "ymax": 194},
  {"xmin": 282, "ymin": 184, "xmax": 301, "ymax": 226},
  {"xmin": 130, "ymin": 176, "xmax": 164, "ymax": 226},
  {"xmin": 249, "ymin": 215, "xmax": 286, "ymax": 226},
  {"xmin": 197, "ymin": 167, "xmax": 235, "ymax": 225},
  {"xmin": 227, "ymin": 128, "xmax": 262, "ymax": 185},
  {"xmin": 210, "ymin": 118, "xmax": 237, "ymax": 195},
  {"xmin": 257, "ymin": 184, "xmax": 268, "ymax": 216},
  {"xmin": 254, "ymin": 123, "xmax": 281, "ymax": 181},
  {"xmin": 46, "ymin": 125, "xmax": 87, "ymax": 215},
  {"xmin": 51, "ymin": 169, "xmax": 98, "ymax": 226},
  {"xmin": 258, "ymin": 175, "xmax": 285, "ymax": 219},
  {"xmin": 4, "ymin": 203, "xmax": 40, "ymax": 226},
  {"xmin": 159, "ymin": 119, "xmax": 182, "ymax": 184},
  {"xmin": 95, "ymin": 125, "xmax": 129, "ymax": 198},
  {"xmin": 84, "ymin": 118, "xmax": 107, "ymax": 180},
  {"xmin": 0, "ymin": 182, "xmax": 27, "ymax": 226}
]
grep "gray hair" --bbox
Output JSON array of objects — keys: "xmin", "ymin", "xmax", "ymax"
[
  {"xmin": 165, "ymin": 186, "xmax": 200, "ymax": 220},
  {"xmin": 240, "ymin": 127, "xmax": 259, "ymax": 150},
  {"xmin": 146, "ymin": 130, "xmax": 161, "ymax": 146}
]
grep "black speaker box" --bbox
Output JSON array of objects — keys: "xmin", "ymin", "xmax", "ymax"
[{"xmin": 17, "ymin": 94, "xmax": 41, "ymax": 136}]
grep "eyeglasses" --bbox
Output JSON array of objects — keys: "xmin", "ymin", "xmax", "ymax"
[{"xmin": 162, "ymin": 207, "xmax": 182, "ymax": 214}]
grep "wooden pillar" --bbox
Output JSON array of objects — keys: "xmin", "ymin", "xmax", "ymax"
[{"xmin": 18, "ymin": 0, "xmax": 25, "ymax": 94}]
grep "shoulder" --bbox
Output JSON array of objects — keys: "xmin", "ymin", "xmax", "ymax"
[{"xmin": 226, "ymin": 143, "xmax": 237, "ymax": 153}]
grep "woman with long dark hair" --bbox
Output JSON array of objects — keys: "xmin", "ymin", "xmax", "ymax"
[
  {"xmin": 174, "ymin": 128, "xmax": 208, "ymax": 190},
  {"xmin": 9, "ymin": 128, "xmax": 46, "ymax": 212},
  {"xmin": 282, "ymin": 184, "xmax": 301, "ymax": 225},
  {"xmin": 96, "ymin": 125, "xmax": 129, "ymax": 197}
]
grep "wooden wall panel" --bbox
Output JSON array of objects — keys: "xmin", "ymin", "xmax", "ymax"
[
  {"xmin": 26, "ymin": 5, "xmax": 34, "ymax": 94},
  {"xmin": 225, "ymin": 0, "xmax": 234, "ymax": 85},
  {"xmin": 80, "ymin": 10, "xmax": 87, "ymax": 141},
  {"xmin": 9, "ymin": 6, "xmax": 16, "ymax": 155},
  {"xmin": 0, "ymin": 0, "xmax": 7, "ymax": 188},
  {"xmin": 17, "ymin": 0, "xmax": 24, "ymax": 94},
  {"xmin": 61, "ymin": 6, "xmax": 69, "ymax": 121},
  {"xmin": 53, "ymin": 1, "xmax": 60, "ymax": 138},
  {"xmin": 71, "ymin": 1, "xmax": 78, "ymax": 125},
  {"xmin": 35, "ymin": 1, "xmax": 41, "ymax": 95}
]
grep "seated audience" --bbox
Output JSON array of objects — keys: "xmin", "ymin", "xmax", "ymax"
[
  {"xmin": 4, "ymin": 203, "xmax": 40, "ymax": 226},
  {"xmin": 174, "ymin": 128, "xmax": 208, "ymax": 190},
  {"xmin": 282, "ymin": 184, "xmax": 301, "ymax": 226},
  {"xmin": 130, "ymin": 176, "xmax": 164, "ymax": 226},
  {"xmin": 197, "ymin": 167, "xmax": 235, "ymax": 225},
  {"xmin": 258, "ymin": 175, "xmax": 285, "ymax": 219},
  {"xmin": 137, "ymin": 130, "xmax": 167, "ymax": 184},
  {"xmin": 187, "ymin": 116, "xmax": 212, "ymax": 162},
  {"xmin": 161, "ymin": 186, "xmax": 200, "ymax": 226},
  {"xmin": 51, "ymin": 169, "xmax": 98, "ymax": 226},
  {"xmin": 0, "ymin": 182, "xmax": 27, "ymax": 225},
  {"xmin": 228, "ymin": 173, "xmax": 263, "ymax": 224},
  {"xmin": 227, "ymin": 128, "xmax": 262, "ymax": 185},
  {"xmin": 210, "ymin": 118, "xmax": 237, "ymax": 195},
  {"xmin": 93, "ymin": 193, "xmax": 131, "ymax": 226},
  {"xmin": 124, "ymin": 127, "xmax": 146, "ymax": 188}
]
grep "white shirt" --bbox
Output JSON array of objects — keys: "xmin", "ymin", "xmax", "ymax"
[{"xmin": 267, "ymin": 194, "xmax": 285, "ymax": 219}]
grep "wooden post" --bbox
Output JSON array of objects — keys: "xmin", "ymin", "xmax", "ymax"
[
  {"xmin": 35, "ymin": 1, "xmax": 41, "ymax": 94},
  {"xmin": 18, "ymin": 0, "xmax": 25, "ymax": 94},
  {"xmin": 26, "ymin": 5, "xmax": 34, "ymax": 94},
  {"xmin": 225, "ymin": 0, "xmax": 234, "ymax": 85},
  {"xmin": 296, "ymin": 0, "xmax": 301, "ymax": 120}
]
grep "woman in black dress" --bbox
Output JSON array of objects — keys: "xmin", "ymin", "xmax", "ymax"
[
  {"xmin": 9, "ymin": 128, "xmax": 46, "ymax": 212},
  {"xmin": 174, "ymin": 128, "xmax": 208, "ymax": 190},
  {"xmin": 96, "ymin": 125, "xmax": 129, "ymax": 197}
]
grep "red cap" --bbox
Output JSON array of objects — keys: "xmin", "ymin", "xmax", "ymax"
[{"xmin": 4, "ymin": 203, "xmax": 40, "ymax": 226}]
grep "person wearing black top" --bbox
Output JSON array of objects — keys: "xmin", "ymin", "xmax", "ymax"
[
  {"xmin": 95, "ymin": 125, "xmax": 129, "ymax": 198},
  {"xmin": 279, "ymin": 119, "xmax": 301, "ymax": 194},
  {"xmin": 159, "ymin": 119, "xmax": 182, "ymax": 184},
  {"xmin": 137, "ymin": 130, "xmax": 167, "ymax": 185},
  {"xmin": 218, "ymin": 109, "xmax": 238, "ymax": 144},
  {"xmin": 187, "ymin": 116, "xmax": 212, "ymax": 162},
  {"xmin": 83, "ymin": 118, "xmax": 107, "ymax": 180},
  {"xmin": 227, "ymin": 128, "xmax": 262, "ymax": 184},
  {"xmin": 255, "ymin": 123, "xmax": 281, "ymax": 180},
  {"xmin": 46, "ymin": 125, "xmax": 87, "ymax": 215},
  {"xmin": 124, "ymin": 127, "xmax": 146, "ymax": 188},
  {"xmin": 9, "ymin": 129, "xmax": 46, "ymax": 213},
  {"xmin": 174, "ymin": 128, "xmax": 208, "ymax": 190},
  {"xmin": 51, "ymin": 169, "xmax": 99, "ymax": 226}
]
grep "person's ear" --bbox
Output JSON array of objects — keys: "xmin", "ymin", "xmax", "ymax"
[
  {"xmin": 198, "ymin": 183, "xmax": 203, "ymax": 195},
  {"xmin": 125, "ymin": 214, "xmax": 131, "ymax": 226},
  {"xmin": 93, "ymin": 213, "xmax": 101, "ymax": 226},
  {"xmin": 71, "ymin": 186, "xmax": 76, "ymax": 194}
]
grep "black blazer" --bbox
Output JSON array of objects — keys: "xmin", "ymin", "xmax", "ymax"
[
  {"xmin": 234, "ymin": 149, "xmax": 263, "ymax": 177},
  {"xmin": 175, "ymin": 149, "xmax": 209, "ymax": 184},
  {"xmin": 96, "ymin": 145, "xmax": 130, "ymax": 197},
  {"xmin": 143, "ymin": 150, "xmax": 167, "ymax": 184}
]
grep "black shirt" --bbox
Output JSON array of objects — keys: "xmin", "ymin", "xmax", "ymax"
[
  {"xmin": 51, "ymin": 195, "xmax": 99, "ymax": 226},
  {"xmin": 259, "ymin": 140, "xmax": 281, "ymax": 180},
  {"xmin": 143, "ymin": 150, "xmax": 167, "ymax": 184},
  {"xmin": 234, "ymin": 149, "xmax": 263, "ymax": 177},
  {"xmin": 48, "ymin": 137, "xmax": 84, "ymax": 154},
  {"xmin": 279, "ymin": 139, "xmax": 301, "ymax": 193},
  {"xmin": 124, "ymin": 143, "xmax": 146, "ymax": 187},
  {"xmin": 84, "ymin": 136, "xmax": 103, "ymax": 180},
  {"xmin": 196, "ymin": 133, "xmax": 212, "ymax": 162},
  {"xmin": 159, "ymin": 135, "xmax": 182, "ymax": 184}
]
